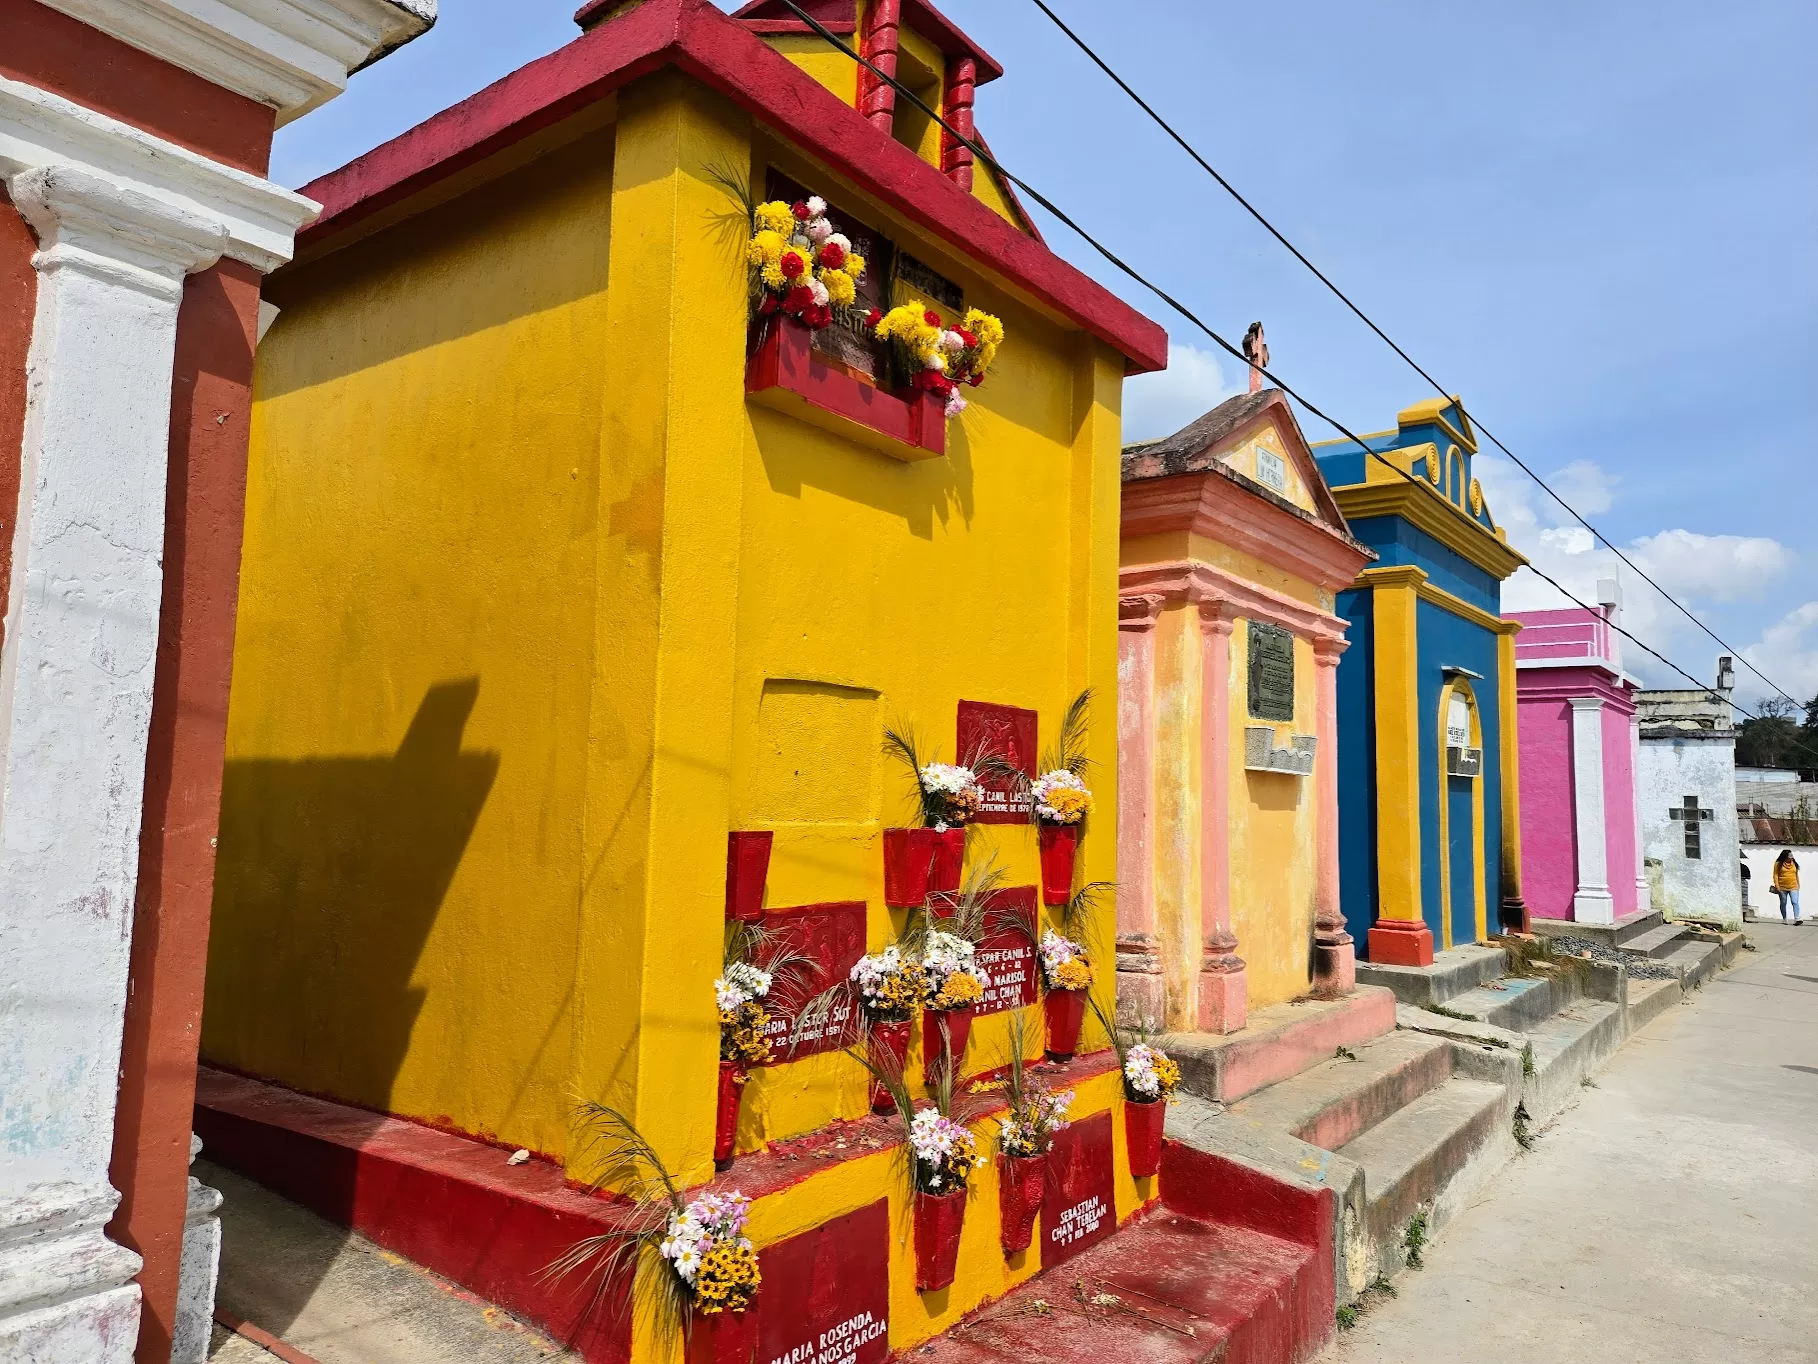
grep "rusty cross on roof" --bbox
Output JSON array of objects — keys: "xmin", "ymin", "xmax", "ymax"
[{"xmin": 1242, "ymin": 321, "xmax": 1269, "ymax": 395}]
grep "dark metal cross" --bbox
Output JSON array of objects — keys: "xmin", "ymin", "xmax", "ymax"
[{"xmin": 1668, "ymin": 794, "xmax": 1712, "ymax": 858}]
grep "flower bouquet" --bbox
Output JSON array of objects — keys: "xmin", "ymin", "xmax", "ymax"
[
  {"xmin": 920, "ymin": 928, "xmax": 986, "ymax": 1087},
  {"xmin": 744, "ymin": 194, "xmax": 866, "ymax": 332},
  {"xmin": 908, "ymin": 1106, "xmax": 985, "ymax": 1290},
  {"xmin": 869, "ymin": 303, "xmax": 1004, "ymax": 418},
  {"xmin": 1037, "ymin": 930, "xmax": 1092, "ymax": 1062},
  {"xmin": 994, "ymin": 1011, "xmax": 1072, "ymax": 1254},
  {"xmin": 849, "ymin": 945, "xmax": 928, "ymax": 1113},
  {"xmin": 713, "ymin": 960, "xmax": 773, "ymax": 1171},
  {"xmin": 880, "ymin": 724, "xmax": 983, "ymax": 905},
  {"xmin": 1120, "ymin": 1043, "xmax": 1180, "ymax": 1179},
  {"xmin": 1031, "ymin": 769, "xmax": 1092, "ymax": 905},
  {"xmin": 548, "ymin": 1107, "xmax": 759, "ymax": 1364}
]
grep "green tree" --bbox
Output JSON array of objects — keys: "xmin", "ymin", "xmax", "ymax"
[{"xmin": 1735, "ymin": 696, "xmax": 1805, "ymax": 769}]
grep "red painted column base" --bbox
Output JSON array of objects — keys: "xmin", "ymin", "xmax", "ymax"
[
  {"xmin": 1499, "ymin": 895, "xmax": 1531, "ymax": 935},
  {"xmin": 1367, "ymin": 919, "xmax": 1434, "ymax": 967}
]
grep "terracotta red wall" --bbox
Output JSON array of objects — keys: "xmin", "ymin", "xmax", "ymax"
[
  {"xmin": 0, "ymin": 0, "xmax": 272, "ymax": 174},
  {"xmin": 107, "ymin": 258, "xmax": 264, "ymax": 1364},
  {"xmin": 0, "ymin": 187, "xmax": 35, "ymax": 651}
]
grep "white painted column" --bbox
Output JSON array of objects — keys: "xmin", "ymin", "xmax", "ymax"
[
  {"xmin": 1630, "ymin": 709, "xmax": 1651, "ymax": 915},
  {"xmin": 0, "ymin": 164, "xmax": 228, "ymax": 1363},
  {"xmin": 1569, "ymin": 696, "xmax": 1616, "ymax": 924}
]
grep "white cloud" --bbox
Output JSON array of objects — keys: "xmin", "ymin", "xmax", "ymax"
[
  {"xmin": 1121, "ymin": 343, "xmax": 1241, "ymax": 443},
  {"xmin": 1475, "ymin": 451, "xmax": 1798, "ymax": 695}
]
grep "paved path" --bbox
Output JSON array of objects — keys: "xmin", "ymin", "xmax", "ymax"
[
  {"xmin": 202, "ymin": 1159, "xmax": 575, "ymax": 1362},
  {"xmin": 1325, "ymin": 920, "xmax": 1818, "ymax": 1364}
]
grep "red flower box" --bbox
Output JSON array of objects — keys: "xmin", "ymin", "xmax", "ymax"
[
  {"xmin": 1042, "ymin": 988, "xmax": 1086, "ymax": 1062},
  {"xmin": 724, "ymin": 831, "xmax": 772, "ymax": 924},
  {"xmin": 914, "ymin": 1188, "xmax": 967, "ymax": 1291},
  {"xmin": 929, "ymin": 827, "xmax": 966, "ymax": 894},
  {"xmin": 1125, "ymin": 1095, "xmax": 1165, "ymax": 1179},
  {"xmin": 998, "ymin": 1153, "xmax": 1046, "ymax": 1254},
  {"xmin": 715, "ymin": 1061, "xmax": 746, "ymax": 1170},
  {"xmin": 746, "ymin": 317, "xmax": 947, "ymax": 461},
  {"xmin": 1038, "ymin": 823, "xmax": 1079, "ymax": 906},
  {"xmin": 882, "ymin": 827, "xmax": 938, "ymax": 907},
  {"xmin": 923, "ymin": 1006, "xmax": 973, "ymax": 1087},
  {"xmin": 686, "ymin": 1305, "xmax": 757, "ymax": 1364},
  {"xmin": 869, "ymin": 1019, "xmax": 911, "ymax": 1113}
]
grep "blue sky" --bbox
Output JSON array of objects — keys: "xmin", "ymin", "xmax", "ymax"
[{"xmin": 274, "ymin": 0, "xmax": 1818, "ymax": 706}]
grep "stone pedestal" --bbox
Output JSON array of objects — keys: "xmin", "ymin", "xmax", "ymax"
[
  {"xmin": 1367, "ymin": 919, "xmax": 1435, "ymax": 967},
  {"xmin": 1197, "ymin": 929, "xmax": 1247, "ymax": 1034},
  {"xmin": 172, "ymin": 1137, "xmax": 222, "ymax": 1364}
]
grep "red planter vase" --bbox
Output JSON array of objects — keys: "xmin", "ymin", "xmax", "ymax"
[
  {"xmin": 929, "ymin": 827, "xmax": 966, "ymax": 894},
  {"xmin": 882, "ymin": 827, "xmax": 938, "ymax": 907},
  {"xmin": 923, "ymin": 1006, "xmax": 974, "ymax": 1087},
  {"xmin": 724, "ymin": 831, "xmax": 773, "ymax": 923},
  {"xmin": 869, "ymin": 1019, "xmax": 911, "ymax": 1113},
  {"xmin": 686, "ymin": 1306, "xmax": 757, "ymax": 1364},
  {"xmin": 998, "ymin": 1153, "xmax": 1047, "ymax": 1254},
  {"xmin": 715, "ymin": 1061, "xmax": 746, "ymax": 1170},
  {"xmin": 1043, "ymin": 988, "xmax": 1086, "ymax": 1062},
  {"xmin": 1038, "ymin": 823, "xmax": 1079, "ymax": 906},
  {"xmin": 1125, "ymin": 1095, "xmax": 1165, "ymax": 1178},
  {"xmin": 914, "ymin": 1188, "xmax": 968, "ymax": 1291}
]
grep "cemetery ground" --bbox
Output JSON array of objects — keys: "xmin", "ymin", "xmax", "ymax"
[
  {"xmin": 202, "ymin": 922, "xmax": 1816, "ymax": 1363},
  {"xmin": 1326, "ymin": 917, "xmax": 1818, "ymax": 1364}
]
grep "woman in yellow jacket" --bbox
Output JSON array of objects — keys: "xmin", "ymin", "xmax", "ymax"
[{"xmin": 1771, "ymin": 849, "xmax": 1801, "ymax": 924}]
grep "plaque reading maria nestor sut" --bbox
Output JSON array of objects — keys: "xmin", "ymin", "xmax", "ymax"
[
  {"xmin": 759, "ymin": 901, "xmax": 865, "ymax": 1060},
  {"xmin": 757, "ymin": 1200, "xmax": 890, "ymax": 1364}
]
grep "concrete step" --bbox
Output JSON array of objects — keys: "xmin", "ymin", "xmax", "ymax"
[
  {"xmin": 1340, "ymin": 1077, "xmax": 1511, "ymax": 1276},
  {"xmin": 1228, "ymin": 1030, "xmax": 1454, "ymax": 1153},
  {"xmin": 1168, "ymin": 987, "xmax": 1397, "ymax": 1105},
  {"xmin": 1520, "ymin": 1000, "xmax": 1624, "ymax": 1125},
  {"xmin": 1626, "ymin": 977, "xmax": 1683, "ymax": 1033},
  {"xmin": 1435, "ymin": 975, "xmax": 1559, "ymax": 1032},
  {"xmin": 1618, "ymin": 923, "xmax": 1689, "ymax": 959},
  {"xmin": 915, "ymin": 1209, "xmax": 1329, "ymax": 1364},
  {"xmin": 1531, "ymin": 909, "xmax": 1662, "ymax": 949},
  {"xmin": 1661, "ymin": 936, "xmax": 1724, "ymax": 990},
  {"xmin": 1355, "ymin": 944, "xmax": 1507, "ymax": 1009}
]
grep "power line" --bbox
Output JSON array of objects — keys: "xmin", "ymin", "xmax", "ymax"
[
  {"xmin": 769, "ymin": 0, "xmax": 1812, "ymax": 751},
  {"xmin": 1024, "ymin": 0, "xmax": 1808, "ymax": 711}
]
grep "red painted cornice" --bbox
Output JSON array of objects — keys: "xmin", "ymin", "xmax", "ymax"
[{"xmin": 291, "ymin": 0, "xmax": 1165, "ymax": 373}]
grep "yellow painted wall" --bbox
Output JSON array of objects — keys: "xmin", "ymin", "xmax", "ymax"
[
  {"xmin": 1226, "ymin": 620, "xmax": 1319, "ymax": 1008},
  {"xmin": 205, "ymin": 128, "xmax": 619, "ymax": 1158},
  {"xmin": 1121, "ymin": 529, "xmax": 1327, "ymax": 610},
  {"xmin": 210, "ymin": 74, "xmax": 1126, "ymax": 1193}
]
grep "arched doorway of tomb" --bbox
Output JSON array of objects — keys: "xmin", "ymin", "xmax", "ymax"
[{"xmin": 1437, "ymin": 679, "xmax": 1487, "ymax": 948}]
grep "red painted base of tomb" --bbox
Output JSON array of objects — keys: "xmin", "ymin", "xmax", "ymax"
[
  {"xmin": 917, "ymin": 1141, "xmax": 1336, "ymax": 1364},
  {"xmin": 684, "ymin": 1307, "xmax": 756, "ymax": 1364},
  {"xmin": 1366, "ymin": 918, "xmax": 1435, "ymax": 967}
]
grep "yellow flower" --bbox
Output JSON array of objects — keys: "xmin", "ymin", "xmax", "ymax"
[
  {"xmin": 821, "ymin": 267, "xmax": 856, "ymax": 306},
  {"xmin": 721, "ymin": 1002, "xmax": 772, "ymax": 1065},
  {"xmin": 760, "ymin": 261, "xmax": 786, "ymax": 290},
  {"xmin": 844, "ymin": 253, "xmax": 866, "ymax": 280},
  {"xmin": 932, "ymin": 970, "xmax": 983, "ymax": 1010},
  {"xmin": 1051, "ymin": 958, "xmax": 1091, "ymax": 992},
  {"xmin": 1153, "ymin": 1053, "xmax": 1182, "ymax": 1097},
  {"xmin": 754, "ymin": 201, "xmax": 795, "ymax": 237},
  {"xmin": 963, "ymin": 308, "xmax": 1005, "ymax": 347},
  {"xmin": 693, "ymin": 1241, "xmax": 760, "ymax": 1314},
  {"xmin": 1045, "ymin": 786, "xmax": 1093, "ymax": 823}
]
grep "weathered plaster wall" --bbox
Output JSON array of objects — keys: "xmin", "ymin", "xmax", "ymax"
[
  {"xmin": 1637, "ymin": 736, "xmax": 1741, "ymax": 926},
  {"xmin": 1517, "ymin": 691, "xmax": 1576, "ymax": 919},
  {"xmin": 205, "ymin": 129, "xmax": 620, "ymax": 1161}
]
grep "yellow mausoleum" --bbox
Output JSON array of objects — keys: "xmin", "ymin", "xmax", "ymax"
[{"xmin": 201, "ymin": 0, "xmax": 1167, "ymax": 1355}]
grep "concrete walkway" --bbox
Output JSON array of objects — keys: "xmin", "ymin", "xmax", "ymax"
[
  {"xmin": 1325, "ymin": 919, "xmax": 1818, "ymax": 1364},
  {"xmin": 201, "ymin": 1160, "xmax": 576, "ymax": 1362}
]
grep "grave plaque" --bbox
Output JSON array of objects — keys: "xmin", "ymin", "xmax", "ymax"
[
  {"xmin": 1042, "ymin": 1110, "xmax": 1115, "ymax": 1267},
  {"xmin": 757, "ymin": 1199, "xmax": 890, "ymax": 1364},
  {"xmin": 1247, "ymin": 620, "xmax": 1296, "ymax": 722},
  {"xmin": 972, "ymin": 886, "xmax": 1038, "ymax": 1016},
  {"xmin": 759, "ymin": 900, "xmax": 865, "ymax": 1060},
  {"xmin": 894, "ymin": 250, "xmax": 965, "ymax": 314},
  {"xmin": 765, "ymin": 170, "xmax": 893, "ymax": 381},
  {"xmin": 956, "ymin": 699, "xmax": 1037, "ymax": 825}
]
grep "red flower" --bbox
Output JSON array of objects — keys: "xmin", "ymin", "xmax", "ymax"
[
  {"xmin": 865, "ymin": 307, "xmax": 884, "ymax": 330},
  {"xmin": 955, "ymin": 329, "xmax": 978, "ymax": 349},
  {"xmin": 923, "ymin": 310, "xmax": 941, "ymax": 327},
  {"xmin": 784, "ymin": 285, "xmax": 815, "ymax": 314},
  {"xmin": 818, "ymin": 241, "xmax": 846, "ymax": 270},
  {"xmin": 792, "ymin": 200, "xmax": 811, "ymax": 220},
  {"xmin": 757, "ymin": 295, "xmax": 779, "ymax": 315},
  {"xmin": 912, "ymin": 369, "xmax": 956, "ymax": 398},
  {"xmin": 804, "ymin": 303, "xmax": 833, "ymax": 329},
  {"xmin": 967, "ymin": 373, "xmax": 983, "ymax": 386},
  {"xmin": 780, "ymin": 250, "xmax": 805, "ymax": 279}
]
